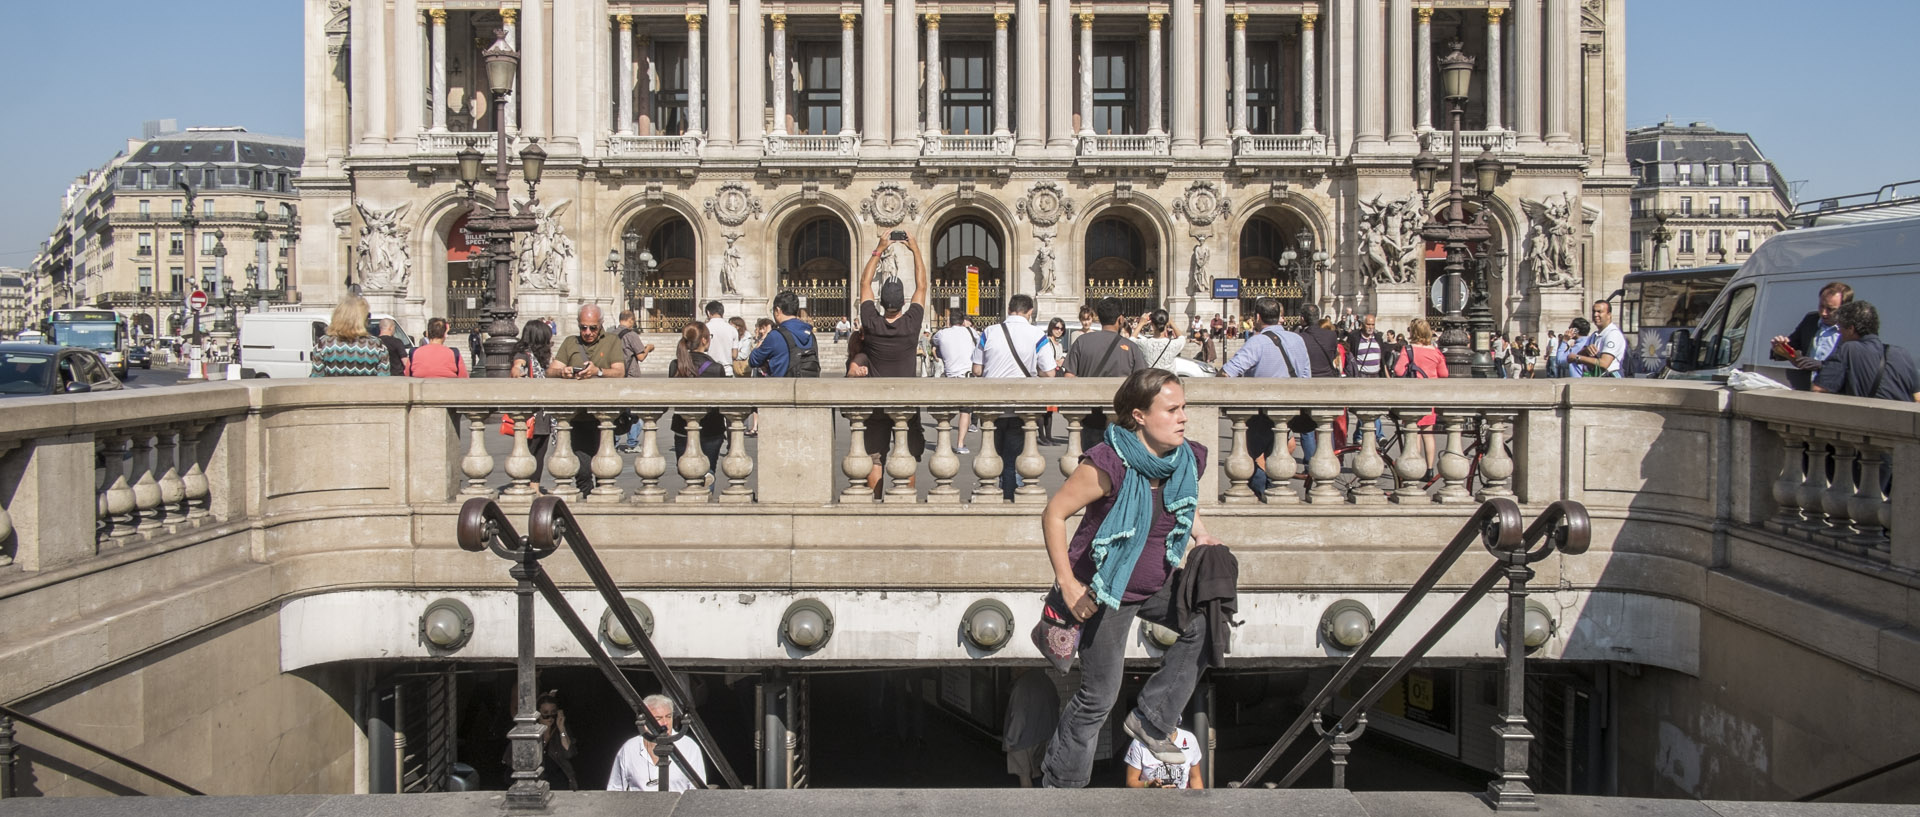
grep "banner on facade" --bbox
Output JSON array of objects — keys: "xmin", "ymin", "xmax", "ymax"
[
  {"xmin": 446, "ymin": 212, "xmax": 487, "ymax": 262},
  {"xmin": 965, "ymin": 265, "xmax": 980, "ymax": 316}
]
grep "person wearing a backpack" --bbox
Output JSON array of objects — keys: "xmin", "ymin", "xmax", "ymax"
[
  {"xmin": 973, "ymin": 293, "xmax": 1056, "ymax": 499},
  {"xmin": 749, "ymin": 290, "xmax": 821, "ymax": 377},
  {"xmin": 407, "ymin": 317, "xmax": 469, "ymax": 378},
  {"xmin": 1221, "ymin": 298, "xmax": 1312, "ymax": 497},
  {"xmin": 1812, "ymin": 300, "xmax": 1920, "ymax": 402},
  {"xmin": 1063, "ymin": 297, "xmax": 1150, "ymax": 450},
  {"xmin": 1394, "ymin": 318, "xmax": 1450, "ymax": 482}
]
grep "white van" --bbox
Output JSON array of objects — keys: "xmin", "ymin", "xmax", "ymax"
[
  {"xmin": 238, "ymin": 312, "xmax": 413, "ymax": 377},
  {"xmin": 1666, "ymin": 217, "xmax": 1920, "ymax": 384}
]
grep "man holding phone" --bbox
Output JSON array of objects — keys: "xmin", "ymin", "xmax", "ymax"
[
  {"xmin": 548, "ymin": 304, "xmax": 627, "ymax": 493},
  {"xmin": 1770, "ymin": 281, "xmax": 1853, "ymax": 390}
]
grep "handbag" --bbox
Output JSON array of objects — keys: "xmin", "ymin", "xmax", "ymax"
[{"xmin": 1030, "ymin": 585, "xmax": 1084, "ymax": 673}]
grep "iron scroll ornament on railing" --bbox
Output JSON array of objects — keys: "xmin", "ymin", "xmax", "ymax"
[
  {"xmin": 456, "ymin": 498, "xmax": 738, "ymax": 802},
  {"xmin": 1231, "ymin": 499, "xmax": 1590, "ymax": 809}
]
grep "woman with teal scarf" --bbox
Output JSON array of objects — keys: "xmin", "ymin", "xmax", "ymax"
[{"xmin": 1037, "ymin": 368, "xmax": 1225, "ymax": 788}]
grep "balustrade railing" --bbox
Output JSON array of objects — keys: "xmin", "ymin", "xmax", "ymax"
[
  {"xmin": 95, "ymin": 420, "xmax": 221, "ymax": 542},
  {"xmin": 764, "ymin": 134, "xmax": 859, "ymax": 157},
  {"xmin": 415, "ymin": 131, "xmax": 523, "ymax": 154},
  {"xmin": 608, "ymin": 134, "xmax": 705, "ymax": 157},
  {"xmin": 1078, "ymin": 133, "xmax": 1170, "ymax": 157},
  {"xmin": 1421, "ymin": 129, "xmax": 1519, "ymax": 153},
  {"xmin": 1233, "ymin": 132, "xmax": 1331, "ymax": 157},
  {"xmin": 922, "ymin": 134, "xmax": 1015, "ymax": 157}
]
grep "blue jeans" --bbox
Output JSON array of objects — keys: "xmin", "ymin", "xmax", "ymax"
[
  {"xmin": 996, "ymin": 417, "xmax": 1026, "ymax": 500},
  {"xmin": 1041, "ymin": 577, "xmax": 1208, "ymax": 788}
]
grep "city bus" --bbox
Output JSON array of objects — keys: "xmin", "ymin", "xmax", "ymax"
[
  {"xmin": 1618, "ymin": 265, "xmax": 1737, "ymax": 377},
  {"xmin": 46, "ymin": 308, "xmax": 131, "ymax": 378}
]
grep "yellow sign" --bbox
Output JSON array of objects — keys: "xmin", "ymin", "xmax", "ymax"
[{"xmin": 966, "ymin": 265, "xmax": 981, "ymax": 316}]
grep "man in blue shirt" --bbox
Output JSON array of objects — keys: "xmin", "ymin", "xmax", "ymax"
[
  {"xmin": 748, "ymin": 290, "xmax": 818, "ymax": 377},
  {"xmin": 1222, "ymin": 297, "xmax": 1311, "ymax": 496}
]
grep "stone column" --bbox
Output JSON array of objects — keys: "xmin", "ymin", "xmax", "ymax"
[
  {"xmin": 1387, "ymin": 0, "xmax": 1413, "ymax": 146},
  {"xmin": 994, "ymin": 13, "xmax": 1011, "ymax": 135},
  {"xmin": 1147, "ymin": 13, "xmax": 1165, "ymax": 135},
  {"xmin": 926, "ymin": 13, "xmax": 943, "ymax": 136},
  {"xmin": 771, "ymin": 14, "xmax": 787, "ymax": 135},
  {"xmin": 617, "ymin": 15, "xmax": 635, "ymax": 134},
  {"xmin": 863, "ymin": 0, "xmax": 889, "ymax": 146},
  {"xmin": 840, "ymin": 14, "xmax": 858, "ymax": 135},
  {"xmin": 707, "ymin": 0, "xmax": 734, "ymax": 145},
  {"xmin": 430, "ymin": 9, "xmax": 449, "ymax": 132},
  {"xmin": 1356, "ymin": 0, "xmax": 1385, "ymax": 150},
  {"xmin": 1047, "ymin": 0, "xmax": 1073, "ymax": 147},
  {"xmin": 1170, "ymin": 0, "xmax": 1197, "ymax": 148},
  {"xmin": 1014, "ymin": 1, "xmax": 1041, "ymax": 147},
  {"xmin": 358, "ymin": 0, "xmax": 387, "ymax": 144},
  {"xmin": 687, "ymin": 14, "xmax": 706, "ymax": 135},
  {"xmin": 1077, "ymin": 12, "xmax": 1094, "ymax": 135},
  {"xmin": 1201, "ymin": 0, "xmax": 1228, "ymax": 147},
  {"xmin": 1300, "ymin": 13, "xmax": 1317, "ymax": 134},
  {"xmin": 893, "ymin": 0, "xmax": 919, "ymax": 147},
  {"xmin": 738, "ymin": 0, "xmax": 765, "ymax": 149},
  {"xmin": 1415, "ymin": 7, "xmax": 1432, "ymax": 132},
  {"xmin": 1230, "ymin": 12, "xmax": 1247, "ymax": 135},
  {"xmin": 552, "ymin": 0, "xmax": 580, "ymax": 146},
  {"xmin": 522, "ymin": 4, "xmax": 547, "ymax": 139},
  {"xmin": 1514, "ymin": 0, "xmax": 1540, "ymax": 145},
  {"xmin": 1485, "ymin": 8, "xmax": 1504, "ymax": 130},
  {"xmin": 1544, "ymin": 0, "xmax": 1569, "ymax": 144}
]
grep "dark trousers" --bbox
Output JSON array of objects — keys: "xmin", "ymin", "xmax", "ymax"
[
  {"xmin": 996, "ymin": 417, "xmax": 1025, "ymax": 499},
  {"xmin": 1040, "ymin": 577, "xmax": 1208, "ymax": 788},
  {"xmin": 1247, "ymin": 414, "xmax": 1277, "ymax": 495}
]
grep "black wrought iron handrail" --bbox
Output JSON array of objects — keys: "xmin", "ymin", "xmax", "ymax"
[
  {"xmin": 1797, "ymin": 746, "xmax": 1920, "ymax": 802},
  {"xmin": 1233, "ymin": 499, "xmax": 1590, "ymax": 808},
  {"xmin": 0, "ymin": 704, "xmax": 205, "ymax": 797},
  {"xmin": 457, "ymin": 497, "xmax": 740, "ymax": 803}
]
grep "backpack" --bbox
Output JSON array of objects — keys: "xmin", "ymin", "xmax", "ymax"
[{"xmin": 774, "ymin": 323, "xmax": 821, "ymax": 378}]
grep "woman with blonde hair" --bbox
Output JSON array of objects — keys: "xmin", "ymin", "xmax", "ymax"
[
  {"xmin": 669, "ymin": 321, "xmax": 729, "ymax": 492},
  {"xmin": 310, "ymin": 295, "xmax": 392, "ymax": 377},
  {"xmin": 1393, "ymin": 318, "xmax": 1449, "ymax": 481}
]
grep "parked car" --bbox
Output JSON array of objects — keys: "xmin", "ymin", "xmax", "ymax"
[
  {"xmin": 129, "ymin": 345, "xmax": 153, "ymax": 369},
  {"xmin": 0, "ymin": 343, "xmax": 126, "ymax": 398}
]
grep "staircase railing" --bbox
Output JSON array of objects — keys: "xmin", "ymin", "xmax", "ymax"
[
  {"xmin": 1231, "ymin": 498, "xmax": 1590, "ymax": 810},
  {"xmin": 0, "ymin": 704, "xmax": 205, "ymax": 797},
  {"xmin": 457, "ymin": 496, "xmax": 743, "ymax": 806}
]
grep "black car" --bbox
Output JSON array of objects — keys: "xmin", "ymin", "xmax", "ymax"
[
  {"xmin": 0, "ymin": 343, "xmax": 126, "ymax": 398},
  {"xmin": 129, "ymin": 345, "xmax": 153, "ymax": 369}
]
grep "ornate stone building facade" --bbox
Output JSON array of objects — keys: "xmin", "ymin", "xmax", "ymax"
[
  {"xmin": 300, "ymin": 0, "xmax": 1627, "ymax": 337},
  {"xmin": 1626, "ymin": 121, "xmax": 1791, "ymax": 272}
]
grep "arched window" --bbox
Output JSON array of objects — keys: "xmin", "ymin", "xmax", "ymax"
[
  {"xmin": 934, "ymin": 218, "xmax": 1003, "ymax": 269},
  {"xmin": 1086, "ymin": 218, "xmax": 1145, "ymax": 272},
  {"xmin": 1240, "ymin": 217, "xmax": 1287, "ymax": 265},
  {"xmin": 789, "ymin": 217, "xmax": 849, "ymax": 273}
]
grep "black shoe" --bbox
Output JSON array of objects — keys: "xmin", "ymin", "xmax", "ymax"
[{"xmin": 1123, "ymin": 711, "xmax": 1188, "ymax": 765}]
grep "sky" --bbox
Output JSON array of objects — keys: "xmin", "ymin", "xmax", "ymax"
[{"xmin": 2, "ymin": 0, "xmax": 1916, "ymax": 269}]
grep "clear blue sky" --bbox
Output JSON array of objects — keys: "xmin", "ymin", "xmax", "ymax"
[{"xmin": 2, "ymin": 0, "xmax": 1916, "ymax": 267}]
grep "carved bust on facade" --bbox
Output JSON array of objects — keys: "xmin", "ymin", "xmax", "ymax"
[
  {"xmin": 704, "ymin": 181, "xmax": 764, "ymax": 227},
  {"xmin": 1172, "ymin": 181, "xmax": 1232, "ymax": 228},
  {"xmin": 859, "ymin": 182, "xmax": 920, "ymax": 228}
]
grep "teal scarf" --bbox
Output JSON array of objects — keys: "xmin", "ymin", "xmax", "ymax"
[{"xmin": 1088, "ymin": 424, "xmax": 1199, "ymax": 608}]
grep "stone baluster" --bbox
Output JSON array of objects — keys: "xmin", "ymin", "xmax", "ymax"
[
  {"xmin": 675, "ymin": 409, "xmax": 715, "ymax": 503},
  {"xmin": 842, "ymin": 410, "xmax": 874, "ymax": 502},
  {"xmin": 885, "ymin": 409, "xmax": 919, "ymax": 502},
  {"xmin": 155, "ymin": 427, "xmax": 185, "ymax": 529},
  {"xmin": 1819, "ymin": 441, "xmax": 1859, "ymax": 542},
  {"xmin": 1307, "ymin": 409, "xmax": 1344, "ymax": 503},
  {"xmin": 1767, "ymin": 424, "xmax": 1807, "ymax": 530},
  {"xmin": 1792, "ymin": 435, "xmax": 1832, "ymax": 533},
  {"xmin": 720, "ymin": 409, "xmax": 755, "ymax": 503},
  {"xmin": 130, "ymin": 431, "xmax": 163, "ymax": 535},
  {"xmin": 1433, "ymin": 413, "xmax": 1473, "ymax": 504},
  {"xmin": 181, "ymin": 420, "xmax": 213, "ymax": 521},
  {"xmin": 0, "ymin": 441, "xmax": 14, "ymax": 565},
  {"xmin": 630, "ymin": 410, "xmax": 670, "ymax": 503},
  {"xmin": 928, "ymin": 410, "xmax": 962, "ymax": 502},
  {"xmin": 461, "ymin": 412, "xmax": 497, "ymax": 496},
  {"xmin": 1221, "ymin": 410, "xmax": 1259, "ymax": 504},
  {"xmin": 505, "ymin": 411, "xmax": 543, "ymax": 497},
  {"xmin": 1476, "ymin": 412, "xmax": 1517, "ymax": 501},
  {"xmin": 971, "ymin": 416, "xmax": 1005, "ymax": 504},
  {"xmin": 588, "ymin": 411, "xmax": 625, "ymax": 502},
  {"xmin": 1014, "ymin": 411, "xmax": 1048, "ymax": 503},
  {"xmin": 102, "ymin": 435, "xmax": 136, "ymax": 540},
  {"xmin": 1848, "ymin": 440, "xmax": 1888, "ymax": 553},
  {"xmin": 1058, "ymin": 412, "xmax": 1086, "ymax": 478},
  {"xmin": 1348, "ymin": 410, "xmax": 1388, "ymax": 504},
  {"xmin": 1390, "ymin": 410, "xmax": 1432, "ymax": 504},
  {"xmin": 545, "ymin": 414, "xmax": 582, "ymax": 500}
]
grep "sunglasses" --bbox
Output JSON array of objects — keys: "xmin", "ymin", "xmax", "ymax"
[{"xmin": 579, "ymin": 323, "xmax": 602, "ymax": 331}]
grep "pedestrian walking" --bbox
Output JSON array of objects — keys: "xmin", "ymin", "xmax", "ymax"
[
  {"xmin": 508, "ymin": 319, "xmax": 554, "ymax": 492},
  {"xmin": 974, "ymin": 294, "xmax": 1055, "ymax": 499}
]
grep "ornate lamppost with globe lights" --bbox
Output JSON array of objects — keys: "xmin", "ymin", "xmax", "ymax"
[
  {"xmin": 1413, "ymin": 40, "xmax": 1505, "ymax": 377},
  {"xmin": 455, "ymin": 31, "xmax": 546, "ymax": 378}
]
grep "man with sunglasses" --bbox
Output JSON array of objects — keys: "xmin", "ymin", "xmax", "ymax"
[{"xmin": 547, "ymin": 304, "xmax": 626, "ymax": 493}]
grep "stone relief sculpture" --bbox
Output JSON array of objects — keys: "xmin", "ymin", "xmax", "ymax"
[
  {"xmin": 1172, "ymin": 180, "xmax": 1232, "ymax": 228},
  {"xmin": 515, "ymin": 198, "xmax": 573, "ymax": 291},
  {"xmin": 1032, "ymin": 232, "xmax": 1058, "ymax": 294},
  {"xmin": 704, "ymin": 181, "xmax": 764, "ymax": 227},
  {"xmin": 721, "ymin": 231, "xmax": 743, "ymax": 295},
  {"xmin": 859, "ymin": 182, "xmax": 921, "ymax": 227},
  {"xmin": 354, "ymin": 201, "xmax": 412, "ymax": 292},
  {"xmin": 1521, "ymin": 194, "xmax": 1580, "ymax": 289},
  {"xmin": 1356, "ymin": 195, "xmax": 1425, "ymax": 286},
  {"xmin": 1189, "ymin": 240, "xmax": 1211, "ymax": 295},
  {"xmin": 1017, "ymin": 181, "xmax": 1075, "ymax": 294}
]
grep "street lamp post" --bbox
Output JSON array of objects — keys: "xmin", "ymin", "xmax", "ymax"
[
  {"xmin": 458, "ymin": 31, "xmax": 545, "ymax": 378},
  {"xmin": 1415, "ymin": 40, "xmax": 1503, "ymax": 377},
  {"xmin": 177, "ymin": 182, "xmax": 200, "ymax": 343},
  {"xmin": 607, "ymin": 231, "xmax": 658, "ymax": 331}
]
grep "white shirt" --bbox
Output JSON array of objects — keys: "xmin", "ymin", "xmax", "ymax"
[
  {"xmin": 705, "ymin": 317, "xmax": 740, "ymax": 375},
  {"xmin": 1590, "ymin": 323, "xmax": 1627, "ymax": 376},
  {"xmin": 1124, "ymin": 727, "xmax": 1204, "ymax": 788},
  {"xmin": 933, "ymin": 325, "xmax": 981, "ymax": 377},
  {"xmin": 607, "ymin": 735, "xmax": 707, "ymax": 792},
  {"xmin": 973, "ymin": 315, "xmax": 1052, "ymax": 378}
]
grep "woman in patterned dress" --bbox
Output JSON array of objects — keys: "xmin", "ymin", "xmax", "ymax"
[{"xmin": 309, "ymin": 295, "xmax": 392, "ymax": 377}]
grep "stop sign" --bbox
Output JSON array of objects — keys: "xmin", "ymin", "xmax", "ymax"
[{"xmin": 188, "ymin": 290, "xmax": 208, "ymax": 311}]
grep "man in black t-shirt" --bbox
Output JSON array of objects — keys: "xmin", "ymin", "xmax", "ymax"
[
  {"xmin": 1812, "ymin": 300, "xmax": 1920, "ymax": 402},
  {"xmin": 1064, "ymin": 297, "xmax": 1150, "ymax": 449},
  {"xmin": 852, "ymin": 231, "xmax": 931, "ymax": 497}
]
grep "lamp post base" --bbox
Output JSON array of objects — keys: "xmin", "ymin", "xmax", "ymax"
[{"xmin": 483, "ymin": 311, "xmax": 520, "ymax": 379}]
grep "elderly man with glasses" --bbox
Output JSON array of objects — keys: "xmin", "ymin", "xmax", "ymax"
[{"xmin": 547, "ymin": 304, "xmax": 627, "ymax": 493}]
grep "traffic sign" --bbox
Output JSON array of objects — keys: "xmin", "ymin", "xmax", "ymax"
[
  {"xmin": 188, "ymin": 290, "xmax": 209, "ymax": 311},
  {"xmin": 1212, "ymin": 278, "xmax": 1241, "ymax": 300}
]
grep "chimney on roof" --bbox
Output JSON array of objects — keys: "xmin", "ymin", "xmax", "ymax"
[{"xmin": 141, "ymin": 119, "xmax": 180, "ymax": 139}]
